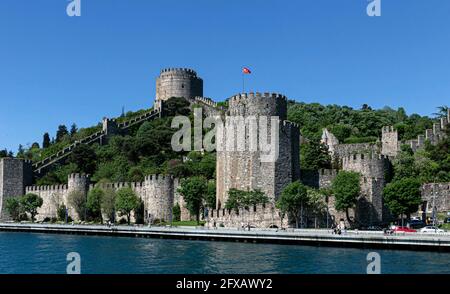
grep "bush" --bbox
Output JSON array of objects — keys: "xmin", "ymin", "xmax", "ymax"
[{"xmin": 173, "ymin": 203, "xmax": 181, "ymax": 222}]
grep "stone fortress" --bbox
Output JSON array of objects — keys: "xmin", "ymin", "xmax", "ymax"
[{"xmin": 0, "ymin": 68, "xmax": 449, "ymax": 227}]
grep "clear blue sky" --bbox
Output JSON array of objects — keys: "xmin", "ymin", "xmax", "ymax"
[{"xmin": 1, "ymin": 0, "xmax": 449, "ymax": 153}]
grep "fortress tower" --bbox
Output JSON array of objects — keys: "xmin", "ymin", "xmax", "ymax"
[
  {"xmin": 381, "ymin": 126, "xmax": 399, "ymax": 157},
  {"xmin": 144, "ymin": 175, "xmax": 175, "ymax": 222},
  {"xmin": 155, "ymin": 68, "xmax": 203, "ymax": 110},
  {"xmin": 216, "ymin": 92, "xmax": 300, "ymax": 209},
  {"xmin": 0, "ymin": 158, "xmax": 33, "ymax": 220},
  {"xmin": 342, "ymin": 153, "xmax": 391, "ymax": 225}
]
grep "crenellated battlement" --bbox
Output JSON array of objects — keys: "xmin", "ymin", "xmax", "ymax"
[
  {"xmin": 26, "ymin": 184, "xmax": 68, "ymax": 192},
  {"xmin": 160, "ymin": 68, "xmax": 198, "ymax": 76},
  {"xmin": 342, "ymin": 153, "xmax": 389, "ymax": 163},
  {"xmin": 193, "ymin": 96, "xmax": 218, "ymax": 108},
  {"xmin": 68, "ymin": 173, "xmax": 89, "ymax": 180},
  {"xmin": 282, "ymin": 120, "xmax": 300, "ymax": 129},
  {"xmin": 229, "ymin": 92, "xmax": 287, "ymax": 103},
  {"xmin": 145, "ymin": 174, "xmax": 174, "ymax": 182}
]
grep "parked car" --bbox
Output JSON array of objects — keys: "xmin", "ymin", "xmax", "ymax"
[
  {"xmin": 444, "ymin": 217, "xmax": 450, "ymax": 224},
  {"xmin": 409, "ymin": 219, "xmax": 425, "ymax": 229},
  {"xmin": 419, "ymin": 226, "xmax": 445, "ymax": 233},
  {"xmin": 393, "ymin": 226, "xmax": 417, "ymax": 233}
]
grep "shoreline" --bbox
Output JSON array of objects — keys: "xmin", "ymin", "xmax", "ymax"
[{"xmin": 1, "ymin": 223, "xmax": 450, "ymax": 252}]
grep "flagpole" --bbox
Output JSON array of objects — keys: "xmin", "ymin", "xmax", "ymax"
[{"xmin": 242, "ymin": 72, "xmax": 245, "ymax": 93}]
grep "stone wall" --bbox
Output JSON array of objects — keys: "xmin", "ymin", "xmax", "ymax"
[
  {"xmin": 206, "ymin": 204, "xmax": 288, "ymax": 229},
  {"xmin": 23, "ymin": 174, "xmax": 183, "ymax": 223},
  {"xmin": 0, "ymin": 158, "xmax": 33, "ymax": 220},
  {"xmin": 421, "ymin": 183, "xmax": 450, "ymax": 213},
  {"xmin": 383, "ymin": 108, "xmax": 449, "ymax": 155},
  {"xmin": 342, "ymin": 153, "xmax": 390, "ymax": 225},
  {"xmin": 300, "ymin": 169, "xmax": 338, "ymax": 189}
]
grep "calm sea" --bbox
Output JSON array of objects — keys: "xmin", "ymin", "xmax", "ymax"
[{"xmin": 0, "ymin": 232, "xmax": 449, "ymax": 274}]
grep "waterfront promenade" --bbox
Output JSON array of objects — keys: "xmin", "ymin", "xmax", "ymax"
[{"xmin": 1, "ymin": 223, "xmax": 450, "ymax": 252}]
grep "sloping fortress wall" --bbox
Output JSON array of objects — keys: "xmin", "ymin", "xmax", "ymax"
[
  {"xmin": 155, "ymin": 68, "xmax": 203, "ymax": 110},
  {"xmin": 342, "ymin": 153, "xmax": 390, "ymax": 225},
  {"xmin": 0, "ymin": 158, "xmax": 33, "ymax": 220},
  {"xmin": 321, "ymin": 129, "xmax": 379, "ymax": 162},
  {"xmin": 382, "ymin": 108, "xmax": 449, "ymax": 156},
  {"xmin": 216, "ymin": 92, "xmax": 300, "ymax": 209}
]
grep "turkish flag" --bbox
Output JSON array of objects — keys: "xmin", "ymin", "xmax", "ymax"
[{"xmin": 242, "ymin": 67, "xmax": 251, "ymax": 74}]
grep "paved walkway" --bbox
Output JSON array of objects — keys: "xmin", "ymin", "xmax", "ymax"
[{"xmin": 1, "ymin": 223, "xmax": 449, "ymax": 251}]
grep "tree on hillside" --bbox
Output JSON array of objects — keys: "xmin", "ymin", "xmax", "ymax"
[
  {"xmin": 69, "ymin": 144, "xmax": 97, "ymax": 175},
  {"xmin": 383, "ymin": 178, "xmax": 422, "ymax": 224},
  {"xmin": 115, "ymin": 187, "xmax": 140, "ymax": 225},
  {"xmin": 20, "ymin": 193, "xmax": 43, "ymax": 223},
  {"xmin": 432, "ymin": 105, "xmax": 449, "ymax": 118},
  {"xmin": 177, "ymin": 176, "xmax": 207, "ymax": 224},
  {"xmin": 301, "ymin": 140, "xmax": 331, "ymax": 170},
  {"xmin": 56, "ymin": 125, "xmax": 69, "ymax": 142},
  {"xmin": 331, "ymin": 171, "xmax": 361, "ymax": 224},
  {"xmin": 163, "ymin": 97, "xmax": 191, "ymax": 116},
  {"xmin": 70, "ymin": 123, "xmax": 78, "ymax": 137},
  {"xmin": 276, "ymin": 181, "xmax": 309, "ymax": 228},
  {"xmin": 43, "ymin": 133, "xmax": 51, "ymax": 149}
]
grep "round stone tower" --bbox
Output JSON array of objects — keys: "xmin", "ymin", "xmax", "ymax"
[
  {"xmin": 144, "ymin": 175, "xmax": 174, "ymax": 223},
  {"xmin": 155, "ymin": 68, "xmax": 203, "ymax": 109},
  {"xmin": 216, "ymin": 92, "xmax": 299, "ymax": 209},
  {"xmin": 228, "ymin": 92, "xmax": 287, "ymax": 120}
]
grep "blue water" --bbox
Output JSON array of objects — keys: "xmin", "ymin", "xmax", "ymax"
[{"xmin": 0, "ymin": 232, "xmax": 449, "ymax": 274}]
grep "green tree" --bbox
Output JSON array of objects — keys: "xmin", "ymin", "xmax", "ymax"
[
  {"xmin": 68, "ymin": 190, "xmax": 87, "ymax": 221},
  {"xmin": 101, "ymin": 187, "xmax": 116, "ymax": 223},
  {"xmin": 276, "ymin": 181, "xmax": 309, "ymax": 228},
  {"xmin": 43, "ymin": 133, "xmax": 51, "ymax": 149},
  {"xmin": 87, "ymin": 187, "xmax": 104, "ymax": 222},
  {"xmin": 173, "ymin": 203, "xmax": 181, "ymax": 222},
  {"xmin": 383, "ymin": 178, "xmax": 422, "ymax": 223},
  {"xmin": 307, "ymin": 188, "xmax": 327, "ymax": 228},
  {"xmin": 163, "ymin": 97, "xmax": 191, "ymax": 116},
  {"xmin": 115, "ymin": 187, "xmax": 139, "ymax": 225},
  {"xmin": 69, "ymin": 144, "xmax": 97, "ymax": 175},
  {"xmin": 56, "ymin": 125, "xmax": 69, "ymax": 142},
  {"xmin": 177, "ymin": 176, "xmax": 207, "ymax": 224},
  {"xmin": 5, "ymin": 197, "xmax": 21, "ymax": 221},
  {"xmin": 205, "ymin": 180, "xmax": 216, "ymax": 209},
  {"xmin": 20, "ymin": 193, "xmax": 43, "ymax": 222},
  {"xmin": 57, "ymin": 204, "xmax": 69, "ymax": 222},
  {"xmin": 332, "ymin": 171, "xmax": 361, "ymax": 224},
  {"xmin": 301, "ymin": 140, "xmax": 331, "ymax": 170},
  {"xmin": 70, "ymin": 123, "xmax": 78, "ymax": 137}
]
